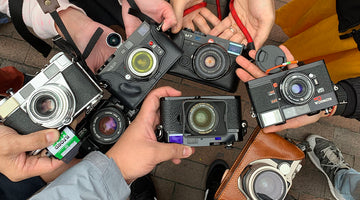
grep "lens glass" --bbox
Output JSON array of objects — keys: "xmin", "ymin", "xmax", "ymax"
[
  {"xmin": 35, "ymin": 95, "xmax": 57, "ymax": 117},
  {"xmin": 253, "ymin": 171, "xmax": 286, "ymax": 200},
  {"xmin": 204, "ymin": 56, "xmax": 216, "ymax": 68},
  {"xmin": 132, "ymin": 51, "xmax": 153, "ymax": 74},
  {"xmin": 98, "ymin": 116, "xmax": 118, "ymax": 136},
  {"xmin": 280, "ymin": 72, "xmax": 315, "ymax": 105},
  {"xmin": 291, "ymin": 83, "xmax": 303, "ymax": 94},
  {"xmin": 107, "ymin": 33, "xmax": 122, "ymax": 47},
  {"xmin": 188, "ymin": 103, "xmax": 217, "ymax": 134}
]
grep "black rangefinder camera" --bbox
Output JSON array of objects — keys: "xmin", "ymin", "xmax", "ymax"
[
  {"xmin": 169, "ymin": 28, "xmax": 244, "ymax": 92},
  {"xmin": 75, "ymin": 96, "xmax": 136, "ymax": 158},
  {"xmin": 0, "ymin": 52, "xmax": 103, "ymax": 161},
  {"xmin": 246, "ymin": 60, "xmax": 338, "ymax": 128},
  {"xmin": 97, "ymin": 21, "xmax": 182, "ymax": 109},
  {"xmin": 158, "ymin": 96, "xmax": 247, "ymax": 147}
]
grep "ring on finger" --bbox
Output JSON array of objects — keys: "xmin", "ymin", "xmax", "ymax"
[{"xmin": 229, "ymin": 27, "xmax": 235, "ymax": 33}]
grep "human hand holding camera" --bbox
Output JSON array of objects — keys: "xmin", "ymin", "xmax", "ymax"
[
  {"xmin": 236, "ymin": 45, "xmax": 330, "ymax": 133},
  {"xmin": 106, "ymin": 86, "xmax": 194, "ymax": 183},
  {"xmin": 208, "ymin": 0, "xmax": 275, "ymax": 48},
  {"xmin": 0, "ymin": 125, "xmax": 63, "ymax": 182}
]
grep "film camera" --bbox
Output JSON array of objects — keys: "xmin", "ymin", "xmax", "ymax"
[
  {"xmin": 169, "ymin": 28, "xmax": 244, "ymax": 92},
  {"xmin": 158, "ymin": 96, "xmax": 247, "ymax": 147},
  {"xmin": 246, "ymin": 60, "xmax": 338, "ymax": 128},
  {"xmin": 0, "ymin": 52, "xmax": 103, "ymax": 161},
  {"xmin": 214, "ymin": 128, "xmax": 304, "ymax": 200},
  {"xmin": 97, "ymin": 21, "xmax": 182, "ymax": 109},
  {"xmin": 75, "ymin": 96, "xmax": 135, "ymax": 158}
]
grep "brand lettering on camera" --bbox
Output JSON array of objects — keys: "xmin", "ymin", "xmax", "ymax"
[{"xmin": 314, "ymin": 97, "xmax": 332, "ymax": 105}]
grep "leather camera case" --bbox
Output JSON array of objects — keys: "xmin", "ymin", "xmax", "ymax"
[{"xmin": 214, "ymin": 127, "xmax": 305, "ymax": 200}]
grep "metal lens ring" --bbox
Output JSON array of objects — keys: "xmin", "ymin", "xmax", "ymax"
[
  {"xmin": 193, "ymin": 43, "xmax": 230, "ymax": 80},
  {"xmin": 27, "ymin": 83, "xmax": 76, "ymax": 128},
  {"xmin": 106, "ymin": 32, "xmax": 122, "ymax": 48},
  {"xmin": 280, "ymin": 72, "xmax": 315, "ymax": 105},
  {"xmin": 240, "ymin": 165, "xmax": 287, "ymax": 200},
  {"xmin": 187, "ymin": 103, "xmax": 218, "ymax": 134},
  {"xmin": 90, "ymin": 106, "xmax": 127, "ymax": 145},
  {"xmin": 127, "ymin": 48, "xmax": 157, "ymax": 77}
]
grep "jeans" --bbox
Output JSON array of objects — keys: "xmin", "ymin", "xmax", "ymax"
[{"xmin": 335, "ymin": 168, "xmax": 360, "ymax": 200}]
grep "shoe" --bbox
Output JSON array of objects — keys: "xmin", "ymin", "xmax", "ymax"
[
  {"xmin": 204, "ymin": 159, "xmax": 229, "ymax": 200},
  {"xmin": 130, "ymin": 174, "xmax": 157, "ymax": 200},
  {"xmin": 306, "ymin": 134, "xmax": 350, "ymax": 200}
]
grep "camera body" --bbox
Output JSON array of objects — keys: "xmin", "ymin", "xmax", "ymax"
[
  {"xmin": 97, "ymin": 21, "xmax": 182, "ymax": 109},
  {"xmin": 159, "ymin": 96, "xmax": 246, "ymax": 147},
  {"xmin": 238, "ymin": 158, "xmax": 302, "ymax": 200},
  {"xmin": 75, "ymin": 96, "xmax": 135, "ymax": 158},
  {"xmin": 0, "ymin": 52, "xmax": 103, "ymax": 134},
  {"xmin": 169, "ymin": 29, "xmax": 244, "ymax": 92},
  {"xmin": 246, "ymin": 60, "xmax": 338, "ymax": 128}
]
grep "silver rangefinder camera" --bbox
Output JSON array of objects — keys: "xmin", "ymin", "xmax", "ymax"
[{"xmin": 0, "ymin": 52, "xmax": 103, "ymax": 161}]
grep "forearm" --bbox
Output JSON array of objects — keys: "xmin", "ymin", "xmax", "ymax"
[
  {"xmin": 0, "ymin": 0, "xmax": 85, "ymax": 39},
  {"xmin": 333, "ymin": 77, "xmax": 360, "ymax": 121},
  {"xmin": 31, "ymin": 151, "xmax": 130, "ymax": 200}
]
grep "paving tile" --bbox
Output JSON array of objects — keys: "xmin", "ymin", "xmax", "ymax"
[
  {"xmin": 0, "ymin": 60, "xmax": 40, "ymax": 75},
  {"xmin": 354, "ymin": 156, "xmax": 360, "ymax": 172},
  {"xmin": 319, "ymin": 115, "xmax": 360, "ymax": 133},
  {"xmin": 333, "ymin": 128, "xmax": 360, "ymax": 157},
  {"xmin": 181, "ymin": 78, "xmax": 231, "ymax": 96},
  {"xmin": 241, "ymin": 100, "xmax": 258, "ymax": 129},
  {"xmin": 342, "ymin": 153, "xmax": 354, "ymax": 167},
  {"xmin": 162, "ymin": 73, "xmax": 182, "ymax": 83},
  {"xmin": 152, "ymin": 176, "xmax": 175, "ymax": 200},
  {"xmin": 275, "ymin": 0, "xmax": 288, "ymax": 10},
  {"xmin": 24, "ymin": 47, "xmax": 59, "ymax": 69},
  {"xmin": 299, "ymin": 193, "xmax": 332, "ymax": 200},
  {"xmin": 0, "ymin": 23, "xmax": 16, "ymax": 37},
  {"xmin": 155, "ymin": 159, "xmax": 207, "ymax": 189},
  {"xmin": 0, "ymin": 36, "xmax": 30, "ymax": 63},
  {"xmin": 172, "ymin": 183, "xmax": 204, "ymax": 200},
  {"xmin": 280, "ymin": 121, "xmax": 336, "ymax": 142}
]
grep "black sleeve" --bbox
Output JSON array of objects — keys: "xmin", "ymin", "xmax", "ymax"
[{"xmin": 334, "ymin": 77, "xmax": 360, "ymax": 121}]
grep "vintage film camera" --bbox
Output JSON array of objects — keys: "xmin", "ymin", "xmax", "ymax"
[
  {"xmin": 158, "ymin": 96, "xmax": 247, "ymax": 147},
  {"xmin": 0, "ymin": 52, "xmax": 103, "ymax": 161},
  {"xmin": 97, "ymin": 21, "xmax": 182, "ymax": 109},
  {"xmin": 169, "ymin": 28, "xmax": 244, "ymax": 92},
  {"xmin": 246, "ymin": 60, "xmax": 338, "ymax": 128},
  {"xmin": 75, "ymin": 96, "xmax": 136, "ymax": 158},
  {"xmin": 215, "ymin": 128, "xmax": 304, "ymax": 200}
]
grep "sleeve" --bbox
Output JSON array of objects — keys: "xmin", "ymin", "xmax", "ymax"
[
  {"xmin": 30, "ymin": 151, "xmax": 131, "ymax": 200},
  {"xmin": 334, "ymin": 77, "xmax": 360, "ymax": 121},
  {"xmin": 0, "ymin": 0, "xmax": 86, "ymax": 39}
]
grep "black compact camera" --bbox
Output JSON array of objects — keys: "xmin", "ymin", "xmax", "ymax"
[
  {"xmin": 97, "ymin": 21, "xmax": 182, "ymax": 109},
  {"xmin": 75, "ymin": 96, "xmax": 136, "ymax": 158},
  {"xmin": 169, "ymin": 29, "xmax": 244, "ymax": 92},
  {"xmin": 246, "ymin": 60, "xmax": 338, "ymax": 128},
  {"xmin": 0, "ymin": 52, "xmax": 103, "ymax": 161},
  {"xmin": 158, "ymin": 96, "xmax": 247, "ymax": 147}
]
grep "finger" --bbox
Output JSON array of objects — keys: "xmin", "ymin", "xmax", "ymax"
[
  {"xmin": 236, "ymin": 55, "xmax": 266, "ymax": 79},
  {"xmin": 171, "ymin": 0, "xmax": 186, "ymax": 33},
  {"xmin": 236, "ymin": 68, "xmax": 255, "ymax": 82},
  {"xmin": 209, "ymin": 17, "xmax": 232, "ymax": 36},
  {"xmin": 218, "ymin": 29, "xmax": 235, "ymax": 40},
  {"xmin": 229, "ymin": 34, "xmax": 244, "ymax": 43},
  {"xmin": 193, "ymin": 16, "xmax": 211, "ymax": 34},
  {"xmin": 199, "ymin": 8, "xmax": 220, "ymax": 27},
  {"xmin": 279, "ymin": 45, "xmax": 298, "ymax": 69},
  {"xmin": 138, "ymin": 86, "xmax": 182, "ymax": 118},
  {"xmin": 13, "ymin": 129, "xmax": 60, "ymax": 153},
  {"xmin": 22, "ymin": 156, "xmax": 63, "ymax": 180},
  {"xmin": 153, "ymin": 143, "xmax": 193, "ymax": 164},
  {"xmin": 161, "ymin": 3, "xmax": 178, "ymax": 32}
]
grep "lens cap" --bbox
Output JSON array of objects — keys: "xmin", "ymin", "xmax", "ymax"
[{"xmin": 255, "ymin": 45, "xmax": 287, "ymax": 74}]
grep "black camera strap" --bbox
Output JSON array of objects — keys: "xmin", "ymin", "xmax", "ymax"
[
  {"xmin": 127, "ymin": 0, "xmax": 158, "ymax": 26},
  {"xmin": 8, "ymin": 0, "xmax": 52, "ymax": 57}
]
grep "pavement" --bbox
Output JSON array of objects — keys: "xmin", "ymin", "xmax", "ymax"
[{"xmin": 0, "ymin": 0, "xmax": 359, "ymax": 199}]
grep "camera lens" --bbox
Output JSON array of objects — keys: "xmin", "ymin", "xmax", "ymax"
[
  {"xmin": 128, "ymin": 48, "xmax": 157, "ymax": 77},
  {"xmin": 188, "ymin": 103, "xmax": 218, "ymax": 134},
  {"xmin": 280, "ymin": 72, "xmax": 315, "ymax": 105},
  {"xmin": 106, "ymin": 33, "xmax": 122, "ymax": 48},
  {"xmin": 27, "ymin": 83, "xmax": 76, "ymax": 128},
  {"xmin": 193, "ymin": 43, "xmax": 230, "ymax": 80},
  {"xmin": 90, "ymin": 106, "xmax": 127, "ymax": 145}
]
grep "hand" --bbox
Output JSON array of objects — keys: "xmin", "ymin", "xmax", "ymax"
[
  {"xmin": 56, "ymin": 8, "xmax": 116, "ymax": 72},
  {"xmin": 0, "ymin": 126, "xmax": 63, "ymax": 182},
  {"xmin": 121, "ymin": 0, "xmax": 177, "ymax": 37},
  {"xmin": 209, "ymin": 0, "xmax": 275, "ymax": 49},
  {"xmin": 236, "ymin": 45, "xmax": 325, "ymax": 133},
  {"xmin": 171, "ymin": 0, "xmax": 220, "ymax": 34},
  {"xmin": 106, "ymin": 86, "xmax": 194, "ymax": 183}
]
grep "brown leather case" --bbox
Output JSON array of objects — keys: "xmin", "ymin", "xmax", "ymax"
[{"xmin": 214, "ymin": 127, "xmax": 305, "ymax": 200}]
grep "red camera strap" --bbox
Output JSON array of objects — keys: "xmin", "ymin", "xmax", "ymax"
[{"xmin": 183, "ymin": 2, "xmax": 207, "ymax": 17}]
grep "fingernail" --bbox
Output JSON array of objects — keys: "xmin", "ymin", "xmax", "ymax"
[
  {"xmin": 183, "ymin": 146, "xmax": 192, "ymax": 157},
  {"xmin": 46, "ymin": 131, "xmax": 59, "ymax": 144}
]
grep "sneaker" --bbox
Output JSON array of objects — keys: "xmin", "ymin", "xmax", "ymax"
[
  {"xmin": 306, "ymin": 134, "xmax": 350, "ymax": 200},
  {"xmin": 204, "ymin": 159, "xmax": 229, "ymax": 200},
  {"xmin": 130, "ymin": 174, "xmax": 157, "ymax": 200}
]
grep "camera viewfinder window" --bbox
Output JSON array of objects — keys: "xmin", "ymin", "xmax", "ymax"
[{"xmin": 228, "ymin": 42, "xmax": 243, "ymax": 56}]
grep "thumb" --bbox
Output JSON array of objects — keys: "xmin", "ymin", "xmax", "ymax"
[
  {"xmin": 171, "ymin": 1, "xmax": 186, "ymax": 33},
  {"xmin": 154, "ymin": 143, "xmax": 193, "ymax": 163},
  {"xmin": 14, "ymin": 129, "xmax": 60, "ymax": 153}
]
